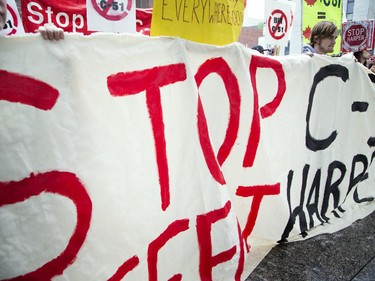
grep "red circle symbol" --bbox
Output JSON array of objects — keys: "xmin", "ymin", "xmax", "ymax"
[
  {"xmin": 267, "ymin": 9, "xmax": 288, "ymax": 40},
  {"xmin": 91, "ymin": 0, "xmax": 132, "ymax": 21},
  {"xmin": 1, "ymin": 4, "xmax": 18, "ymax": 36}
]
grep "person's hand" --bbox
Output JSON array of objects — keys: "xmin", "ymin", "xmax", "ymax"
[
  {"xmin": 370, "ymin": 64, "xmax": 375, "ymax": 74},
  {"xmin": 36, "ymin": 23, "xmax": 64, "ymax": 41}
]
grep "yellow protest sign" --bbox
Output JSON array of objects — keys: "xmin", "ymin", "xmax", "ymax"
[
  {"xmin": 150, "ymin": 0, "xmax": 244, "ymax": 46},
  {"xmin": 302, "ymin": 0, "xmax": 343, "ymax": 54}
]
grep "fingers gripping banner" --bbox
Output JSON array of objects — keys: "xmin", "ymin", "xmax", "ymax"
[{"xmin": 0, "ymin": 34, "xmax": 375, "ymax": 280}]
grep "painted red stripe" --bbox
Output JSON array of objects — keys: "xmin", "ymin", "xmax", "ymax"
[{"xmin": 0, "ymin": 69, "xmax": 59, "ymax": 110}]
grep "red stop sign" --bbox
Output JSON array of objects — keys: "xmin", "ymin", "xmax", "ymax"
[{"xmin": 344, "ymin": 23, "xmax": 367, "ymax": 47}]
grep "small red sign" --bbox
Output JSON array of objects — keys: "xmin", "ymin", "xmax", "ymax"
[
  {"xmin": 342, "ymin": 21, "xmax": 374, "ymax": 52},
  {"xmin": 91, "ymin": 0, "xmax": 132, "ymax": 21},
  {"xmin": 345, "ymin": 24, "xmax": 366, "ymax": 46}
]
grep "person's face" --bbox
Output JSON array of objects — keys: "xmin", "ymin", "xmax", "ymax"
[
  {"xmin": 363, "ymin": 49, "xmax": 372, "ymax": 60},
  {"xmin": 0, "ymin": 0, "xmax": 6, "ymax": 30},
  {"xmin": 317, "ymin": 30, "xmax": 338, "ymax": 54}
]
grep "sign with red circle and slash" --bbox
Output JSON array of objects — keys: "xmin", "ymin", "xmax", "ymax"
[
  {"xmin": 268, "ymin": 9, "xmax": 288, "ymax": 40},
  {"xmin": 91, "ymin": 0, "xmax": 132, "ymax": 21},
  {"xmin": 86, "ymin": 0, "xmax": 136, "ymax": 33},
  {"xmin": 264, "ymin": 1, "xmax": 293, "ymax": 48},
  {"xmin": 0, "ymin": 1, "xmax": 25, "ymax": 36}
]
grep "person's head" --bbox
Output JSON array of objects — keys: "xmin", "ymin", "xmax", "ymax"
[
  {"xmin": 0, "ymin": 0, "xmax": 6, "ymax": 31},
  {"xmin": 354, "ymin": 49, "xmax": 372, "ymax": 65},
  {"xmin": 368, "ymin": 57, "xmax": 375, "ymax": 73},
  {"xmin": 309, "ymin": 21, "xmax": 338, "ymax": 55},
  {"xmin": 252, "ymin": 45, "xmax": 265, "ymax": 54}
]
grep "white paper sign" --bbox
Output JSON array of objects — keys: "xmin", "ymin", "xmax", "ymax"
[
  {"xmin": 264, "ymin": 0, "xmax": 293, "ymax": 47},
  {"xmin": 86, "ymin": 0, "xmax": 136, "ymax": 33}
]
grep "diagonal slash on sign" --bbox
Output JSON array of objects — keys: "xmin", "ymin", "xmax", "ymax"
[
  {"xmin": 268, "ymin": 9, "xmax": 288, "ymax": 40},
  {"xmin": 2, "ymin": 4, "xmax": 18, "ymax": 35},
  {"xmin": 91, "ymin": 0, "xmax": 133, "ymax": 21}
]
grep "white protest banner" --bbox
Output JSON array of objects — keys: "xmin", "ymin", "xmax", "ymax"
[
  {"xmin": 0, "ymin": 0, "xmax": 25, "ymax": 36},
  {"xmin": 86, "ymin": 0, "xmax": 136, "ymax": 33},
  {"xmin": 0, "ymin": 34, "xmax": 375, "ymax": 279},
  {"xmin": 264, "ymin": 0, "xmax": 292, "ymax": 47}
]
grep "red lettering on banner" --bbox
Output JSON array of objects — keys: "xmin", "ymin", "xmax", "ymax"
[
  {"xmin": 236, "ymin": 184, "xmax": 280, "ymax": 248},
  {"xmin": 168, "ymin": 275, "xmax": 183, "ymax": 281},
  {"xmin": 148, "ymin": 219, "xmax": 190, "ymax": 281},
  {"xmin": 0, "ymin": 45, "xmax": 289, "ymax": 278},
  {"xmin": 108, "ymin": 256, "xmax": 140, "ymax": 281},
  {"xmin": 195, "ymin": 57, "xmax": 241, "ymax": 185},
  {"xmin": 0, "ymin": 171, "xmax": 92, "ymax": 280},
  {"xmin": 230, "ymin": 57, "xmax": 285, "ymax": 249},
  {"xmin": 107, "ymin": 63, "xmax": 187, "ymax": 211},
  {"xmin": 244, "ymin": 56, "xmax": 286, "ymax": 167},
  {"xmin": 196, "ymin": 200, "xmax": 239, "ymax": 281},
  {"xmin": 235, "ymin": 221, "xmax": 245, "ymax": 280},
  {"xmin": 0, "ymin": 69, "xmax": 59, "ymax": 110}
]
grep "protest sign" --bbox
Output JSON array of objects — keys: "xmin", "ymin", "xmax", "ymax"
[
  {"xmin": 136, "ymin": 8, "xmax": 152, "ymax": 35},
  {"xmin": 264, "ymin": 0, "xmax": 293, "ymax": 47},
  {"xmin": 86, "ymin": 0, "xmax": 136, "ymax": 33},
  {"xmin": 20, "ymin": 0, "xmax": 148, "ymax": 35},
  {"xmin": 21, "ymin": 0, "xmax": 90, "ymax": 33},
  {"xmin": 302, "ymin": 0, "xmax": 342, "ymax": 54},
  {"xmin": 0, "ymin": 0, "xmax": 24, "ymax": 36},
  {"xmin": 342, "ymin": 20, "xmax": 374, "ymax": 53},
  {"xmin": 150, "ymin": 0, "xmax": 244, "ymax": 45},
  {"xmin": 0, "ymin": 34, "xmax": 375, "ymax": 280}
]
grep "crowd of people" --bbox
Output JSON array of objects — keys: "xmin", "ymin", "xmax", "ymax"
[
  {"xmin": 1, "ymin": 0, "xmax": 375, "ymax": 74},
  {"xmin": 302, "ymin": 20, "xmax": 375, "ymax": 73},
  {"xmin": 251, "ymin": 20, "xmax": 375, "ymax": 74}
]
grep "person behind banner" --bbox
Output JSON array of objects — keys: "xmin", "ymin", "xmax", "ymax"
[
  {"xmin": 368, "ymin": 57, "xmax": 375, "ymax": 74},
  {"xmin": 251, "ymin": 45, "xmax": 273, "ymax": 55},
  {"xmin": 0, "ymin": 0, "xmax": 64, "ymax": 40},
  {"xmin": 354, "ymin": 49, "xmax": 372, "ymax": 67},
  {"xmin": 252, "ymin": 45, "xmax": 266, "ymax": 54},
  {"xmin": 302, "ymin": 21, "xmax": 338, "ymax": 55}
]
